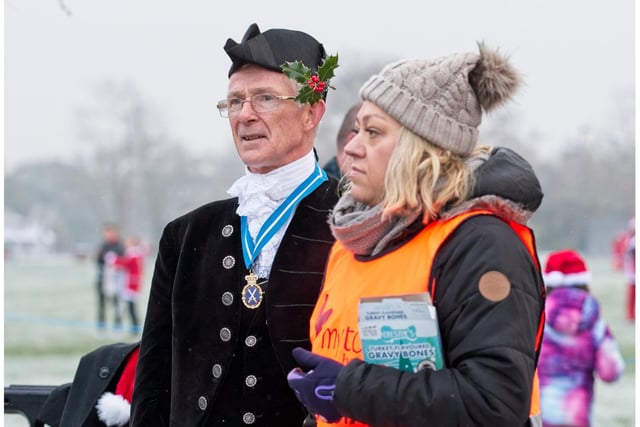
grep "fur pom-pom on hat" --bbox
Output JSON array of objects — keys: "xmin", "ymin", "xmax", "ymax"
[
  {"xmin": 359, "ymin": 42, "xmax": 521, "ymax": 156},
  {"xmin": 96, "ymin": 392, "xmax": 131, "ymax": 427},
  {"xmin": 469, "ymin": 42, "xmax": 521, "ymax": 112}
]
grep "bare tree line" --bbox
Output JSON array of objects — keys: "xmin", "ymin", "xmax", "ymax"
[{"xmin": 5, "ymin": 67, "xmax": 634, "ymax": 256}]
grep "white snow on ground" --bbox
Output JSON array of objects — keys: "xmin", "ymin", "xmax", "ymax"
[{"xmin": 4, "ymin": 256, "xmax": 635, "ymax": 426}]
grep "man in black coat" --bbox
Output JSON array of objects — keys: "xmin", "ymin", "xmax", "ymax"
[{"xmin": 130, "ymin": 23, "xmax": 339, "ymax": 426}]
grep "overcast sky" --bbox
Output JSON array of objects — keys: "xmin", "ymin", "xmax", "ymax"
[{"xmin": 4, "ymin": 0, "xmax": 635, "ymax": 173}]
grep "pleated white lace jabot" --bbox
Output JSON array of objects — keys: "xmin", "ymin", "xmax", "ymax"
[{"xmin": 227, "ymin": 150, "xmax": 317, "ymax": 278}]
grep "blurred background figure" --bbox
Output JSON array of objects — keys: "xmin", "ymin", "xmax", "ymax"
[
  {"xmin": 95, "ymin": 223, "xmax": 124, "ymax": 331},
  {"xmin": 622, "ymin": 218, "xmax": 635, "ymax": 322},
  {"xmin": 322, "ymin": 102, "xmax": 361, "ymax": 179},
  {"xmin": 538, "ymin": 249, "xmax": 625, "ymax": 427},
  {"xmin": 110, "ymin": 235, "xmax": 145, "ymax": 334},
  {"xmin": 610, "ymin": 218, "xmax": 634, "ymax": 271}
]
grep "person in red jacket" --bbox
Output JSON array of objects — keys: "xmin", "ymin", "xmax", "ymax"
[
  {"xmin": 622, "ymin": 219, "xmax": 635, "ymax": 321},
  {"xmin": 111, "ymin": 236, "xmax": 145, "ymax": 334},
  {"xmin": 287, "ymin": 43, "xmax": 545, "ymax": 427}
]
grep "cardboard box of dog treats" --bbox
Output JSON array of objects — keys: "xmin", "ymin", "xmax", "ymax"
[{"xmin": 358, "ymin": 292, "xmax": 444, "ymax": 372}]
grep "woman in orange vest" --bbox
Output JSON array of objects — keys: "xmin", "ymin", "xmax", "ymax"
[{"xmin": 287, "ymin": 43, "xmax": 546, "ymax": 427}]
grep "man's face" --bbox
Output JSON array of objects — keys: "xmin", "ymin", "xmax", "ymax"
[{"xmin": 226, "ymin": 65, "xmax": 313, "ymax": 174}]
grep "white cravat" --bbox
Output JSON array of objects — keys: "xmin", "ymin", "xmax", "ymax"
[{"xmin": 227, "ymin": 150, "xmax": 316, "ymax": 278}]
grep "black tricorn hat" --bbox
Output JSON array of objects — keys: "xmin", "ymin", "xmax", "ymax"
[{"xmin": 224, "ymin": 23, "xmax": 327, "ymax": 78}]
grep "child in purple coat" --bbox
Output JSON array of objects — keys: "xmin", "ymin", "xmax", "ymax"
[{"xmin": 538, "ymin": 249, "xmax": 625, "ymax": 427}]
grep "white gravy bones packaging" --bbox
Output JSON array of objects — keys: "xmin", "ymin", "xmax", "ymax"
[{"xmin": 358, "ymin": 292, "xmax": 444, "ymax": 372}]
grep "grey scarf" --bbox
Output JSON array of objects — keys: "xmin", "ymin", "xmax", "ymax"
[{"xmin": 329, "ymin": 193, "xmax": 422, "ymax": 256}]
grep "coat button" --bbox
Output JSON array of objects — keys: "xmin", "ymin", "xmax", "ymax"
[
  {"xmin": 244, "ymin": 335, "xmax": 257, "ymax": 347},
  {"xmin": 98, "ymin": 367, "xmax": 110, "ymax": 379},
  {"xmin": 222, "ymin": 255, "xmax": 236, "ymax": 269},
  {"xmin": 221, "ymin": 224, "xmax": 234, "ymax": 237},
  {"xmin": 198, "ymin": 396, "xmax": 208, "ymax": 411},
  {"xmin": 245, "ymin": 374, "xmax": 257, "ymax": 388},
  {"xmin": 212, "ymin": 364, "xmax": 222, "ymax": 378},
  {"xmin": 221, "ymin": 291, "xmax": 234, "ymax": 306},
  {"xmin": 242, "ymin": 412, "xmax": 256, "ymax": 424},
  {"xmin": 220, "ymin": 327, "xmax": 231, "ymax": 342}
]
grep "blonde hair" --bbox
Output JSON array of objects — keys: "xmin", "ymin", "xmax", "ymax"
[{"xmin": 381, "ymin": 127, "xmax": 471, "ymax": 222}]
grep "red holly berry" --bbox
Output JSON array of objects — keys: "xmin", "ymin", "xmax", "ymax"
[{"xmin": 307, "ymin": 74, "xmax": 325, "ymax": 92}]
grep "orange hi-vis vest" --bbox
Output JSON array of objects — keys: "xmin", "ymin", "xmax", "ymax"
[{"xmin": 309, "ymin": 210, "xmax": 543, "ymax": 427}]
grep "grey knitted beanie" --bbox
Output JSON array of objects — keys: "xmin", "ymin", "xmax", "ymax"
[{"xmin": 359, "ymin": 42, "xmax": 520, "ymax": 156}]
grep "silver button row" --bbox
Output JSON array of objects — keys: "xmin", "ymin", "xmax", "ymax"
[
  {"xmin": 210, "ymin": 336, "xmax": 258, "ymax": 390},
  {"xmin": 198, "ymin": 395, "xmax": 257, "ymax": 423}
]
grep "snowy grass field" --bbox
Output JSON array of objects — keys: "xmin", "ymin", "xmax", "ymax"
[{"xmin": 4, "ymin": 255, "xmax": 636, "ymax": 426}]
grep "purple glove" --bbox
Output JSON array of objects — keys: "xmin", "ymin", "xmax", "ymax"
[{"xmin": 287, "ymin": 347, "xmax": 344, "ymax": 423}]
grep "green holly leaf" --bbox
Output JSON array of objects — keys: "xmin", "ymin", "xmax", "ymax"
[
  {"xmin": 280, "ymin": 60, "xmax": 311, "ymax": 84},
  {"xmin": 318, "ymin": 54, "xmax": 339, "ymax": 82},
  {"xmin": 280, "ymin": 53, "xmax": 339, "ymax": 105},
  {"xmin": 295, "ymin": 86, "xmax": 320, "ymax": 104}
]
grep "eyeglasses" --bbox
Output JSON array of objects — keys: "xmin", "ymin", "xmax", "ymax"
[{"xmin": 216, "ymin": 94, "xmax": 297, "ymax": 118}]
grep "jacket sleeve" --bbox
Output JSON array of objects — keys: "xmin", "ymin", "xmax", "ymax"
[
  {"xmin": 333, "ymin": 215, "xmax": 544, "ymax": 427},
  {"xmin": 594, "ymin": 319, "xmax": 625, "ymax": 382},
  {"xmin": 130, "ymin": 223, "xmax": 177, "ymax": 426}
]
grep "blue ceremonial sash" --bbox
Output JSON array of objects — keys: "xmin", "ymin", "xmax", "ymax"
[{"xmin": 240, "ymin": 163, "xmax": 327, "ymax": 270}]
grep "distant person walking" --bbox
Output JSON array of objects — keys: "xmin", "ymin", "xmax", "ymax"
[
  {"xmin": 538, "ymin": 249, "xmax": 625, "ymax": 427},
  {"xmin": 610, "ymin": 218, "xmax": 633, "ymax": 271},
  {"xmin": 610, "ymin": 217, "xmax": 635, "ymax": 321},
  {"xmin": 95, "ymin": 223, "xmax": 124, "ymax": 330},
  {"xmin": 111, "ymin": 236, "xmax": 145, "ymax": 334},
  {"xmin": 622, "ymin": 218, "xmax": 635, "ymax": 321}
]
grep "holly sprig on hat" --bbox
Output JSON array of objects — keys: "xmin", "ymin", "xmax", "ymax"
[{"xmin": 281, "ymin": 54, "xmax": 339, "ymax": 105}]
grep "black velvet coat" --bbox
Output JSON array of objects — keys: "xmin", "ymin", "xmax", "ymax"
[{"xmin": 131, "ymin": 179, "xmax": 339, "ymax": 426}]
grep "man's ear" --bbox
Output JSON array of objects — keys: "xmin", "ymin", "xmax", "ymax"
[{"xmin": 304, "ymin": 100, "xmax": 326, "ymax": 131}]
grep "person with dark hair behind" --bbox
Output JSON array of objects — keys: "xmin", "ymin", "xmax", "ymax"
[{"xmin": 323, "ymin": 102, "xmax": 362, "ymax": 179}]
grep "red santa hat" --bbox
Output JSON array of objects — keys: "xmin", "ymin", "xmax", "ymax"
[
  {"xmin": 543, "ymin": 249, "xmax": 591, "ymax": 287},
  {"xmin": 96, "ymin": 346, "xmax": 139, "ymax": 426}
]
